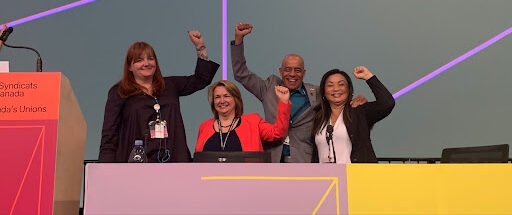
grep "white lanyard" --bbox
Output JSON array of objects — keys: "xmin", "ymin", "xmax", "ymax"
[{"xmin": 217, "ymin": 118, "xmax": 238, "ymax": 150}]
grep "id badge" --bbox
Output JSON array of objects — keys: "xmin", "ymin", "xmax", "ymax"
[
  {"xmin": 149, "ymin": 120, "xmax": 168, "ymax": 138},
  {"xmin": 283, "ymin": 136, "xmax": 290, "ymax": 145}
]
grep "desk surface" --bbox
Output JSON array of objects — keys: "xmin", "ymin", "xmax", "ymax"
[{"xmin": 84, "ymin": 163, "xmax": 512, "ymax": 215}]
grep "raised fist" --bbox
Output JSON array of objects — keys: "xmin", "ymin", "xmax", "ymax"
[
  {"xmin": 274, "ymin": 85, "xmax": 290, "ymax": 103},
  {"xmin": 353, "ymin": 66, "xmax": 374, "ymax": 80},
  {"xmin": 234, "ymin": 23, "xmax": 253, "ymax": 45},
  {"xmin": 188, "ymin": 30, "xmax": 205, "ymax": 48}
]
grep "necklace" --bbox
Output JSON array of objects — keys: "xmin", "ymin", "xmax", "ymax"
[{"xmin": 217, "ymin": 118, "xmax": 238, "ymax": 150}]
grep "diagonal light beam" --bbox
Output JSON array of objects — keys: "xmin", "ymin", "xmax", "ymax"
[
  {"xmin": 2, "ymin": 0, "xmax": 96, "ymax": 27},
  {"xmin": 393, "ymin": 26, "xmax": 512, "ymax": 99}
]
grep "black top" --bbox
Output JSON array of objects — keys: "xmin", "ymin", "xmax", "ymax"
[
  {"xmin": 99, "ymin": 58, "xmax": 219, "ymax": 163},
  {"xmin": 203, "ymin": 119, "xmax": 242, "ymax": 151},
  {"xmin": 345, "ymin": 76, "xmax": 395, "ymax": 163}
]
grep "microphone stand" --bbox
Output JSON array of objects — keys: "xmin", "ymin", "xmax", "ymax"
[
  {"xmin": 3, "ymin": 42, "xmax": 43, "ymax": 72},
  {"xmin": 327, "ymin": 133, "xmax": 337, "ymax": 163},
  {"xmin": 331, "ymin": 135, "xmax": 337, "ymax": 163},
  {"xmin": 326, "ymin": 126, "xmax": 337, "ymax": 163}
]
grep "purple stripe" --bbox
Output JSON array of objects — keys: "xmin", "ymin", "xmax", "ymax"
[
  {"xmin": 393, "ymin": 26, "xmax": 512, "ymax": 99},
  {"xmin": 3, "ymin": 0, "xmax": 96, "ymax": 27},
  {"xmin": 222, "ymin": 0, "xmax": 228, "ymax": 80}
]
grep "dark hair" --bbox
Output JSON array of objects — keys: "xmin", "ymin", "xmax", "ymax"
[
  {"xmin": 208, "ymin": 80, "xmax": 244, "ymax": 119},
  {"xmin": 312, "ymin": 69, "xmax": 354, "ymax": 136},
  {"xmin": 117, "ymin": 41, "xmax": 165, "ymax": 98}
]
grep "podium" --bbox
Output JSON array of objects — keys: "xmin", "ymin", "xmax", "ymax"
[{"xmin": 0, "ymin": 72, "xmax": 86, "ymax": 215}]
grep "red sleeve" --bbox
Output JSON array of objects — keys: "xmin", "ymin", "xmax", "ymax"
[
  {"xmin": 258, "ymin": 101, "xmax": 291, "ymax": 142},
  {"xmin": 195, "ymin": 119, "xmax": 215, "ymax": 152}
]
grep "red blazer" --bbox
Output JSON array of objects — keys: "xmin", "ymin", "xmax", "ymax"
[{"xmin": 195, "ymin": 101, "xmax": 291, "ymax": 152}]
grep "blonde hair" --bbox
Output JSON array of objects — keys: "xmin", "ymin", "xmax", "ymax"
[{"xmin": 208, "ymin": 80, "xmax": 243, "ymax": 119}]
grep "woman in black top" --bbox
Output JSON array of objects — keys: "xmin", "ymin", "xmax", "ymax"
[
  {"xmin": 312, "ymin": 67, "xmax": 395, "ymax": 163},
  {"xmin": 99, "ymin": 31, "xmax": 219, "ymax": 163}
]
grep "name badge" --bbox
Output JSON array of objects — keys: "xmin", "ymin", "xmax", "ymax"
[
  {"xmin": 149, "ymin": 120, "xmax": 168, "ymax": 139},
  {"xmin": 283, "ymin": 136, "xmax": 290, "ymax": 145}
]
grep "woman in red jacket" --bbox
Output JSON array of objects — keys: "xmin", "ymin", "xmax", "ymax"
[{"xmin": 195, "ymin": 80, "xmax": 291, "ymax": 152}]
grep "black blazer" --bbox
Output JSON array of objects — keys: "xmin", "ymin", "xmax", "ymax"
[{"xmin": 346, "ymin": 75, "xmax": 395, "ymax": 163}]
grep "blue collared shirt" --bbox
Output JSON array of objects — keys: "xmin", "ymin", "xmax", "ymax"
[
  {"xmin": 282, "ymin": 84, "xmax": 310, "ymax": 158},
  {"xmin": 289, "ymin": 84, "xmax": 310, "ymax": 124}
]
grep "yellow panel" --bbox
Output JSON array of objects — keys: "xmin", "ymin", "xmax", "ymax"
[{"xmin": 346, "ymin": 164, "xmax": 512, "ymax": 215}]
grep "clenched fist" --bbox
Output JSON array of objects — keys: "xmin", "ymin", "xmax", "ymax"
[
  {"xmin": 234, "ymin": 23, "xmax": 253, "ymax": 45},
  {"xmin": 353, "ymin": 66, "xmax": 374, "ymax": 81},
  {"xmin": 274, "ymin": 85, "xmax": 290, "ymax": 103},
  {"xmin": 188, "ymin": 30, "xmax": 205, "ymax": 49}
]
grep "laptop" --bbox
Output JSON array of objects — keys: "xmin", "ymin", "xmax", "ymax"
[{"xmin": 193, "ymin": 151, "xmax": 271, "ymax": 163}]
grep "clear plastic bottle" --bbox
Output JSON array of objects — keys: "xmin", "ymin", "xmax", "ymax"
[{"xmin": 128, "ymin": 140, "xmax": 147, "ymax": 163}]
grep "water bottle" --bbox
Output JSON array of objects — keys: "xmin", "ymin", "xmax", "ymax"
[{"xmin": 128, "ymin": 140, "xmax": 147, "ymax": 163}]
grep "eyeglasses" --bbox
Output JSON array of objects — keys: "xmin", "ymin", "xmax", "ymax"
[{"xmin": 280, "ymin": 67, "xmax": 304, "ymax": 73}]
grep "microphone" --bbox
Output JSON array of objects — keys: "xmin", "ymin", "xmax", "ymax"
[
  {"xmin": 1, "ymin": 27, "xmax": 43, "ymax": 72},
  {"xmin": 326, "ymin": 125, "xmax": 333, "ymax": 142},
  {"xmin": 326, "ymin": 125, "xmax": 337, "ymax": 163},
  {"xmin": 0, "ymin": 27, "xmax": 14, "ymax": 42}
]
